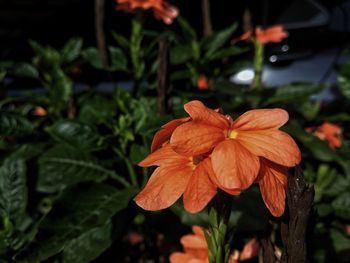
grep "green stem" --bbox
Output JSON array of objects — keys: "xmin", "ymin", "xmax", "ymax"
[
  {"xmin": 206, "ymin": 191, "xmax": 232, "ymax": 263},
  {"xmin": 252, "ymin": 40, "xmax": 264, "ymax": 90},
  {"xmin": 113, "ymin": 147, "xmax": 139, "ymax": 188},
  {"xmin": 130, "ymin": 15, "xmax": 144, "ymax": 96}
]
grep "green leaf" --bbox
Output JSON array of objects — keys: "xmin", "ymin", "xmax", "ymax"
[
  {"xmin": 202, "ymin": 23, "xmax": 238, "ymax": 60},
  {"xmin": 338, "ymin": 76, "xmax": 350, "ymax": 100},
  {"xmin": 130, "ymin": 144, "xmax": 149, "ymax": 165},
  {"xmin": 264, "ymin": 83, "xmax": 325, "ymax": 105},
  {"xmin": 332, "ymin": 192, "xmax": 350, "ymax": 220},
  {"xmin": 170, "ymin": 45, "xmax": 194, "ymax": 65},
  {"xmin": 61, "ymin": 38, "xmax": 83, "ymax": 63},
  {"xmin": 78, "ymin": 94, "xmax": 116, "ymax": 125},
  {"xmin": 37, "ymin": 145, "xmax": 111, "ymax": 193},
  {"xmin": 330, "ymin": 228, "xmax": 350, "ymax": 253},
  {"xmin": 0, "ymin": 158, "xmax": 27, "ymax": 225},
  {"xmin": 177, "ymin": 16, "xmax": 197, "ymax": 40},
  {"xmin": 296, "ymin": 100, "xmax": 321, "ymax": 120},
  {"xmin": 47, "ymin": 68, "xmax": 72, "ymax": 112},
  {"xmin": 11, "ymin": 63, "xmax": 39, "ymax": 79},
  {"xmin": 314, "ymin": 164, "xmax": 338, "ymax": 202},
  {"xmin": 15, "ymin": 185, "xmax": 136, "ymax": 262},
  {"xmin": 10, "ymin": 143, "xmax": 47, "ymax": 160},
  {"xmin": 47, "ymin": 120, "xmax": 104, "ymax": 151},
  {"xmin": 30, "ymin": 40, "xmax": 61, "ymax": 67},
  {"xmin": 0, "ymin": 111, "xmax": 34, "ymax": 136},
  {"xmin": 0, "ymin": 71, "xmax": 6, "ymax": 82},
  {"xmin": 62, "ymin": 222, "xmax": 112, "ymax": 263},
  {"xmin": 208, "ymin": 46, "xmax": 247, "ymax": 61},
  {"xmin": 109, "ymin": 46, "xmax": 128, "ymax": 71},
  {"xmin": 111, "ymin": 31, "xmax": 130, "ymax": 50},
  {"xmin": 82, "ymin": 47, "xmax": 103, "ymax": 69}
]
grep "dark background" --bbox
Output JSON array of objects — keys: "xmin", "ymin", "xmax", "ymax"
[{"xmin": 1, "ymin": 0, "xmax": 348, "ymax": 60}]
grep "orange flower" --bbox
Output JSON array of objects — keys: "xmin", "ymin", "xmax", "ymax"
[
  {"xmin": 170, "ymin": 226, "xmax": 208, "ymax": 263},
  {"xmin": 32, "ymin": 106, "xmax": 47, "ymax": 117},
  {"xmin": 306, "ymin": 122, "xmax": 342, "ymax": 149},
  {"xmin": 234, "ymin": 25, "xmax": 288, "ymax": 44},
  {"xmin": 197, "ymin": 75, "xmax": 209, "ymax": 90},
  {"xmin": 170, "ymin": 226, "xmax": 259, "ymax": 263},
  {"xmin": 116, "ymin": 0, "xmax": 179, "ymax": 24},
  {"xmin": 255, "ymin": 26, "xmax": 288, "ymax": 44},
  {"xmin": 134, "ymin": 144, "xmax": 217, "ymax": 213},
  {"xmin": 171, "ymin": 101, "xmax": 301, "ymax": 190}
]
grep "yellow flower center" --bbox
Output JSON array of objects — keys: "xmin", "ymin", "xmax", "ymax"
[{"xmin": 228, "ymin": 130, "xmax": 238, "ymax": 139}]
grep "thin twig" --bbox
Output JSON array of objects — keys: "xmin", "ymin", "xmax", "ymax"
[
  {"xmin": 95, "ymin": 0, "xmax": 109, "ymax": 68},
  {"xmin": 202, "ymin": 0, "xmax": 213, "ymax": 36},
  {"xmin": 157, "ymin": 34, "xmax": 171, "ymax": 116}
]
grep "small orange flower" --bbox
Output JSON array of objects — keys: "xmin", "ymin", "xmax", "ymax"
[
  {"xmin": 125, "ymin": 232, "xmax": 144, "ymax": 245},
  {"xmin": 170, "ymin": 226, "xmax": 259, "ymax": 263},
  {"xmin": 197, "ymin": 75, "xmax": 209, "ymax": 90},
  {"xmin": 255, "ymin": 26, "xmax": 288, "ymax": 44},
  {"xmin": 170, "ymin": 226, "xmax": 208, "ymax": 263},
  {"xmin": 306, "ymin": 122, "xmax": 342, "ymax": 149},
  {"xmin": 32, "ymin": 106, "xmax": 47, "ymax": 117},
  {"xmin": 116, "ymin": 0, "xmax": 179, "ymax": 24},
  {"xmin": 234, "ymin": 25, "xmax": 288, "ymax": 44},
  {"xmin": 134, "ymin": 144, "xmax": 217, "ymax": 213}
]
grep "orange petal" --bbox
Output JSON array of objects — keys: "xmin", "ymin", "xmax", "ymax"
[
  {"xmin": 151, "ymin": 117, "xmax": 190, "ymax": 152},
  {"xmin": 206, "ymin": 158, "xmax": 242, "ymax": 195},
  {"xmin": 192, "ymin": 226, "xmax": 205, "ymax": 237},
  {"xmin": 183, "ymin": 158, "xmax": 217, "ymax": 213},
  {"xmin": 239, "ymin": 239, "xmax": 260, "ymax": 261},
  {"xmin": 169, "ymin": 252, "xmax": 193, "ymax": 263},
  {"xmin": 139, "ymin": 144, "xmax": 190, "ymax": 167},
  {"xmin": 184, "ymin": 100, "xmax": 229, "ymax": 129},
  {"xmin": 258, "ymin": 159, "xmax": 288, "ymax": 217},
  {"xmin": 134, "ymin": 166, "xmax": 191, "ymax": 210},
  {"xmin": 236, "ymin": 130, "xmax": 301, "ymax": 167},
  {"xmin": 170, "ymin": 122, "xmax": 225, "ymax": 156},
  {"xmin": 181, "ymin": 234, "xmax": 207, "ymax": 250},
  {"xmin": 211, "ymin": 140, "xmax": 260, "ymax": 189},
  {"xmin": 232, "ymin": 108, "xmax": 289, "ymax": 131}
]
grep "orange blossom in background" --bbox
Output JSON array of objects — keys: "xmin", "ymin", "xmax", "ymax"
[
  {"xmin": 115, "ymin": 0, "xmax": 179, "ymax": 24},
  {"xmin": 306, "ymin": 122, "xmax": 342, "ymax": 149},
  {"xmin": 235, "ymin": 25, "xmax": 288, "ymax": 44},
  {"xmin": 197, "ymin": 74, "xmax": 210, "ymax": 90},
  {"xmin": 170, "ymin": 225, "xmax": 259, "ymax": 263}
]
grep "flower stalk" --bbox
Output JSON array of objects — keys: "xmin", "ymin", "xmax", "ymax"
[
  {"xmin": 206, "ymin": 191, "xmax": 232, "ymax": 263},
  {"xmin": 252, "ymin": 40, "xmax": 264, "ymax": 90}
]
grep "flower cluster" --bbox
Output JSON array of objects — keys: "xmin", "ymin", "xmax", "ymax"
[
  {"xmin": 135, "ymin": 100, "xmax": 301, "ymax": 216},
  {"xmin": 306, "ymin": 122, "xmax": 342, "ymax": 149},
  {"xmin": 169, "ymin": 226, "xmax": 259, "ymax": 263},
  {"xmin": 115, "ymin": 0, "xmax": 179, "ymax": 24},
  {"xmin": 235, "ymin": 25, "xmax": 288, "ymax": 44}
]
